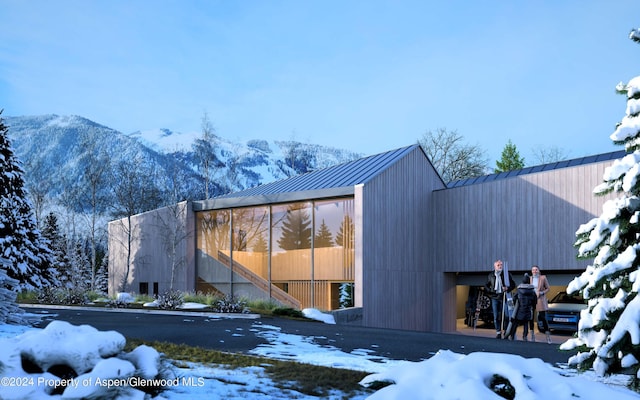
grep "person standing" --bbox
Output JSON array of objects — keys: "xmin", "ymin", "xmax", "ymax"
[
  {"xmin": 530, "ymin": 265, "xmax": 552, "ymax": 344},
  {"xmin": 505, "ymin": 274, "xmax": 537, "ymax": 341},
  {"xmin": 485, "ymin": 260, "xmax": 515, "ymax": 338}
]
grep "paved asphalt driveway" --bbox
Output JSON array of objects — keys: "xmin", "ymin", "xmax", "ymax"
[{"xmin": 23, "ymin": 306, "xmax": 577, "ymax": 367}]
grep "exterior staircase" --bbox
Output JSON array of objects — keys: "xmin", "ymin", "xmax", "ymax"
[{"xmin": 217, "ymin": 251, "xmax": 301, "ymax": 309}]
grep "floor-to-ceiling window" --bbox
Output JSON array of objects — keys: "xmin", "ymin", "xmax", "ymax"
[
  {"xmin": 271, "ymin": 202, "xmax": 313, "ymax": 308},
  {"xmin": 195, "ymin": 197, "xmax": 354, "ymax": 310},
  {"xmin": 195, "ymin": 209, "xmax": 231, "ymax": 295},
  {"xmin": 231, "ymin": 206, "xmax": 270, "ymax": 299},
  {"xmin": 314, "ymin": 199, "xmax": 355, "ymax": 309}
]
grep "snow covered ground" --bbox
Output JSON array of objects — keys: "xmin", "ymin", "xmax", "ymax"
[{"xmin": 0, "ymin": 310, "xmax": 639, "ymax": 399}]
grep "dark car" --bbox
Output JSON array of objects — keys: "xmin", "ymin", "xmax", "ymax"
[
  {"xmin": 465, "ymin": 286, "xmax": 493, "ymax": 327},
  {"xmin": 543, "ymin": 291, "xmax": 587, "ymax": 332}
]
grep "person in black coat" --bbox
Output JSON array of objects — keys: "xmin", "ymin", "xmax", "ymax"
[
  {"xmin": 506, "ymin": 274, "xmax": 538, "ymax": 341},
  {"xmin": 485, "ymin": 260, "xmax": 516, "ymax": 338}
]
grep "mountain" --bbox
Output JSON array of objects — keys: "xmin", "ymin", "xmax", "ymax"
[{"xmin": 4, "ymin": 114, "xmax": 363, "ymax": 215}]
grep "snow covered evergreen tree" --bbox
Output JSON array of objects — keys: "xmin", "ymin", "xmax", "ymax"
[
  {"xmin": 563, "ymin": 28, "xmax": 640, "ymax": 377},
  {"xmin": 68, "ymin": 238, "xmax": 92, "ymax": 291},
  {"xmin": 41, "ymin": 212, "xmax": 72, "ymax": 288},
  {"xmin": 94, "ymin": 253, "xmax": 109, "ymax": 295},
  {"xmin": 0, "ymin": 112, "xmax": 57, "ymax": 290}
]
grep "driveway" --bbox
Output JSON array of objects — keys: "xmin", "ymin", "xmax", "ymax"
[{"xmin": 23, "ymin": 305, "xmax": 577, "ymax": 366}]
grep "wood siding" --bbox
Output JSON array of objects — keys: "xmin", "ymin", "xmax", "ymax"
[
  {"xmin": 108, "ymin": 201, "xmax": 195, "ymax": 296},
  {"xmin": 361, "ymin": 147, "xmax": 446, "ymax": 331},
  {"xmin": 107, "ymin": 148, "xmax": 622, "ymax": 335},
  {"xmin": 431, "ymin": 161, "xmax": 616, "ymax": 331}
]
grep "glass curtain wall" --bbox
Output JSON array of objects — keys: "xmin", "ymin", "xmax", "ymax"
[
  {"xmin": 195, "ymin": 198, "xmax": 354, "ymax": 310},
  {"xmin": 195, "ymin": 210, "xmax": 231, "ymax": 295},
  {"xmin": 231, "ymin": 207, "xmax": 270, "ymax": 300},
  {"xmin": 314, "ymin": 199, "xmax": 355, "ymax": 309},
  {"xmin": 271, "ymin": 202, "xmax": 313, "ymax": 308}
]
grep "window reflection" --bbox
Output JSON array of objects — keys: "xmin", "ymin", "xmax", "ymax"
[
  {"xmin": 195, "ymin": 198, "xmax": 354, "ymax": 310},
  {"xmin": 195, "ymin": 210, "xmax": 231, "ymax": 295},
  {"xmin": 314, "ymin": 199, "xmax": 355, "ymax": 309}
]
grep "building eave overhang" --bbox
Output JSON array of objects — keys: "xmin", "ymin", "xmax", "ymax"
[{"xmin": 192, "ymin": 186, "xmax": 355, "ymax": 211}]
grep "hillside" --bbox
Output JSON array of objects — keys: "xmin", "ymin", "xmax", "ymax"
[{"xmin": 4, "ymin": 114, "xmax": 362, "ymax": 216}]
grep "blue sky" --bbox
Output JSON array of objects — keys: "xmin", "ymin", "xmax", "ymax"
[{"xmin": 1, "ymin": 1, "xmax": 640, "ymax": 165}]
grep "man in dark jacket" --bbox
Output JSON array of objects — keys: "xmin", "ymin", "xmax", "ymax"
[
  {"xmin": 485, "ymin": 260, "xmax": 515, "ymax": 338},
  {"xmin": 505, "ymin": 274, "xmax": 538, "ymax": 341}
]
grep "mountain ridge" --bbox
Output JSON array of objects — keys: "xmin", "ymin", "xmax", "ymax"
[{"xmin": 4, "ymin": 114, "xmax": 364, "ymax": 213}]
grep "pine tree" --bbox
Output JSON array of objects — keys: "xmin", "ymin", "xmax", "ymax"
[
  {"xmin": 494, "ymin": 139, "xmax": 525, "ymax": 173},
  {"xmin": 564, "ymin": 28, "xmax": 640, "ymax": 377},
  {"xmin": 276, "ymin": 204, "xmax": 311, "ymax": 250},
  {"xmin": 339, "ymin": 283, "xmax": 354, "ymax": 308},
  {"xmin": 314, "ymin": 219, "xmax": 334, "ymax": 248},
  {"xmin": 0, "ymin": 112, "xmax": 57, "ymax": 290},
  {"xmin": 335, "ymin": 215, "xmax": 355, "ymax": 248},
  {"xmin": 94, "ymin": 253, "xmax": 109, "ymax": 295},
  {"xmin": 252, "ymin": 232, "xmax": 268, "ymax": 253},
  {"xmin": 68, "ymin": 238, "xmax": 92, "ymax": 291},
  {"xmin": 41, "ymin": 213, "xmax": 72, "ymax": 288}
]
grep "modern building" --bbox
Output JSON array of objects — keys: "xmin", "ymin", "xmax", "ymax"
[{"xmin": 108, "ymin": 144, "xmax": 622, "ymax": 333}]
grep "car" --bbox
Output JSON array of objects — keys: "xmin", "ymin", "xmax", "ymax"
[
  {"xmin": 543, "ymin": 291, "xmax": 587, "ymax": 333},
  {"xmin": 465, "ymin": 286, "xmax": 494, "ymax": 328}
]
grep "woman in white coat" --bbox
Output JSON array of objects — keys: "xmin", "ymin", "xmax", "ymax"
[{"xmin": 529, "ymin": 265, "xmax": 552, "ymax": 344}]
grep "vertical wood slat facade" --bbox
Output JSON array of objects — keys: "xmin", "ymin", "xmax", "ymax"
[
  {"xmin": 431, "ymin": 161, "xmax": 617, "ymax": 331},
  {"xmin": 430, "ymin": 162, "xmax": 613, "ymax": 273},
  {"xmin": 360, "ymin": 147, "xmax": 446, "ymax": 331},
  {"xmin": 108, "ymin": 201, "xmax": 196, "ymax": 295}
]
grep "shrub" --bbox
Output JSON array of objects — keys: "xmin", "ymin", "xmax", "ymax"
[
  {"xmin": 85, "ymin": 291, "xmax": 104, "ymax": 302},
  {"xmin": 60, "ymin": 288, "xmax": 89, "ymax": 305},
  {"xmin": 183, "ymin": 291, "xmax": 218, "ymax": 306},
  {"xmin": 272, "ymin": 307, "xmax": 306, "ymax": 319},
  {"xmin": 37, "ymin": 287, "xmax": 61, "ymax": 304},
  {"xmin": 135, "ymin": 293, "xmax": 156, "ymax": 303},
  {"xmin": 247, "ymin": 298, "xmax": 281, "ymax": 312},
  {"xmin": 156, "ymin": 290, "xmax": 184, "ymax": 310},
  {"xmin": 17, "ymin": 290, "xmax": 38, "ymax": 303},
  {"xmin": 36, "ymin": 287, "xmax": 88, "ymax": 305},
  {"xmin": 106, "ymin": 297, "xmax": 130, "ymax": 308},
  {"xmin": 213, "ymin": 294, "xmax": 249, "ymax": 313}
]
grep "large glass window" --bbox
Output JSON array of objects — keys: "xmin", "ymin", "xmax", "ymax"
[
  {"xmin": 195, "ymin": 210, "xmax": 231, "ymax": 295},
  {"xmin": 231, "ymin": 207, "xmax": 270, "ymax": 299},
  {"xmin": 314, "ymin": 199, "xmax": 355, "ymax": 309},
  {"xmin": 194, "ymin": 197, "xmax": 355, "ymax": 310},
  {"xmin": 271, "ymin": 202, "xmax": 312, "ymax": 307}
]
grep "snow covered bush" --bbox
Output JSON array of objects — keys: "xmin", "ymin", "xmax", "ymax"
[
  {"xmin": 156, "ymin": 289, "xmax": 185, "ymax": 310},
  {"xmin": 36, "ymin": 287, "xmax": 89, "ymax": 305},
  {"xmin": 562, "ymin": 27, "xmax": 640, "ymax": 378},
  {"xmin": 106, "ymin": 293, "xmax": 135, "ymax": 308},
  {"xmin": 213, "ymin": 294, "xmax": 249, "ymax": 313},
  {"xmin": 0, "ymin": 320, "xmax": 170, "ymax": 399}
]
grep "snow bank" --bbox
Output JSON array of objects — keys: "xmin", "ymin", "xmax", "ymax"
[
  {"xmin": 302, "ymin": 308, "xmax": 336, "ymax": 324},
  {"xmin": 0, "ymin": 320, "xmax": 164, "ymax": 399},
  {"xmin": 360, "ymin": 350, "xmax": 640, "ymax": 400}
]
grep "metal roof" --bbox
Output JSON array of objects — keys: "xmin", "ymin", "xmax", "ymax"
[
  {"xmin": 193, "ymin": 144, "xmax": 422, "ymax": 210},
  {"xmin": 193, "ymin": 145, "xmax": 625, "ymax": 211},
  {"xmin": 445, "ymin": 150, "xmax": 626, "ymax": 189}
]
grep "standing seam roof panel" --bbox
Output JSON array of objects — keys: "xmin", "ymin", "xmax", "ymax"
[{"xmin": 213, "ymin": 145, "xmax": 419, "ymax": 199}]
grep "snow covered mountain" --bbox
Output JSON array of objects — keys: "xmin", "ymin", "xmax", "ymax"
[{"xmin": 4, "ymin": 114, "xmax": 362, "ymax": 210}]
